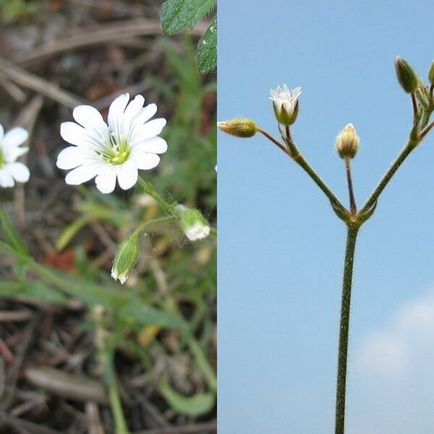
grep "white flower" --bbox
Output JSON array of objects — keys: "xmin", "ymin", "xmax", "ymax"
[
  {"xmin": 269, "ymin": 84, "xmax": 302, "ymax": 126},
  {"xmin": 57, "ymin": 93, "xmax": 167, "ymax": 194},
  {"xmin": 184, "ymin": 222, "xmax": 211, "ymax": 241},
  {"xmin": 0, "ymin": 124, "xmax": 30, "ymax": 188}
]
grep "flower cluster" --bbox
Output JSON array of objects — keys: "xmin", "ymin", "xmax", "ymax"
[
  {"xmin": 0, "ymin": 124, "xmax": 30, "ymax": 188},
  {"xmin": 56, "ymin": 93, "xmax": 167, "ymax": 194}
]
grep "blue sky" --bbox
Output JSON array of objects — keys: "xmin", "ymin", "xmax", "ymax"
[{"xmin": 218, "ymin": 1, "xmax": 434, "ymax": 433}]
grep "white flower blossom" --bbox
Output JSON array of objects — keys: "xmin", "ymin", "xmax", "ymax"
[
  {"xmin": 269, "ymin": 84, "xmax": 301, "ymax": 125},
  {"xmin": 184, "ymin": 222, "xmax": 211, "ymax": 241},
  {"xmin": 0, "ymin": 124, "xmax": 30, "ymax": 188},
  {"xmin": 57, "ymin": 93, "xmax": 167, "ymax": 194}
]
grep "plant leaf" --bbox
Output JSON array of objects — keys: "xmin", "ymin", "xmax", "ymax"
[
  {"xmin": 196, "ymin": 17, "xmax": 216, "ymax": 74},
  {"xmin": 159, "ymin": 381, "xmax": 215, "ymax": 416},
  {"xmin": 161, "ymin": 0, "xmax": 215, "ymax": 35},
  {"xmin": 0, "ymin": 209, "xmax": 28, "ymax": 256},
  {"xmin": 119, "ymin": 296, "xmax": 185, "ymax": 329},
  {"xmin": 0, "ymin": 280, "xmax": 68, "ymax": 304}
]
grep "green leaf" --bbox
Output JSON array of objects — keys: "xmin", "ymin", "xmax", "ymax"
[
  {"xmin": 159, "ymin": 381, "xmax": 215, "ymax": 416},
  {"xmin": 55, "ymin": 215, "xmax": 93, "ymax": 251},
  {"xmin": 161, "ymin": 0, "xmax": 215, "ymax": 35},
  {"xmin": 196, "ymin": 17, "xmax": 216, "ymax": 74},
  {"xmin": 188, "ymin": 337, "xmax": 216, "ymax": 391},
  {"xmin": 0, "ymin": 209, "xmax": 28, "ymax": 256},
  {"xmin": 0, "ymin": 280, "xmax": 68, "ymax": 304},
  {"xmin": 119, "ymin": 296, "xmax": 185, "ymax": 329}
]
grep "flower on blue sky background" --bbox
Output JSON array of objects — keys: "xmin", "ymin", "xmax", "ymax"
[
  {"xmin": 57, "ymin": 93, "xmax": 167, "ymax": 194},
  {"xmin": 269, "ymin": 84, "xmax": 302, "ymax": 126},
  {"xmin": 0, "ymin": 124, "xmax": 30, "ymax": 188}
]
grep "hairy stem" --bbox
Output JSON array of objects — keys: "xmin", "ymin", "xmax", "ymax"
[
  {"xmin": 344, "ymin": 158, "xmax": 357, "ymax": 215},
  {"xmin": 335, "ymin": 225, "xmax": 359, "ymax": 434},
  {"xmin": 360, "ymin": 137, "xmax": 418, "ymax": 214}
]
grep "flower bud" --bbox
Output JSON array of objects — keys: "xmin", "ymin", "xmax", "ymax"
[
  {"xmin": 428, "ymin": 61, "xmax": 434, "ymax": 85},
  {"xmin": 175, "ymin": 205, "xmax": 210, "ymax": 241},
  {"xmin": 269, "ymin": 85, "xmax": 301, "ymax": 126},
  {"xmin": 395, "ymin": 57, "xmax": 419, "ymax": 93},
  {"xmin": 111, "ymin": 234, "xmax": 139, "ymax": 285},
  {"xmin": 217, "ymin": 118, "xmax": 257, "ymax": 138},
  {"xmin": 335, "ymin": 124, "xmax": 359, "ymax": 159}
]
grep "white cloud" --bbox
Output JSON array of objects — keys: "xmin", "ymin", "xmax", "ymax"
[
  {"xmin": 351, "ymin": 289, "xmax": 434, "ymax": 434},
  {"xmin": 356, "ymin": 290, "xmax": 434, "ymax": 383}
]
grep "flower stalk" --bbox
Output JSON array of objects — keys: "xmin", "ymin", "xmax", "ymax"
[
  {"xmin": 335, "ymin": 224, "xmax": 359, "ymax": 434},
  {"xmin": 218, "ymin": 60, "xmax": 434, "ymax": 434}
]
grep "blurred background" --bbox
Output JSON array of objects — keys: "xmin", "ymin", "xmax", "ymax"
[{"xmin": 0, "ymin": 1, "xmax": 216, "ymax": 433}]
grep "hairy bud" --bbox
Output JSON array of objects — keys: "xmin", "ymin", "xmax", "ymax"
[
  {"xmin": 336, "ymin": 124, "xmax": 360, "ymax": 159},
  {"xmin": 217, "ymin": 118, "xmax": 257, "ymax": 138}
]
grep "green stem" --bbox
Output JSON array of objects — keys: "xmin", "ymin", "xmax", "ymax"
[
  {"xmin": 132, "ymin": 215, "xmax": 177, "ymax": 237},
  {"xmin": 257, "ymin": 128, "xmax": 348, "ymax": 216},
  {"xmin": 360, "ymin": 137, "xmax": 418, "ymax": 214},
  {"xmin": 138, "ymin": 178, "xmax": 175, "ymax": 216},
  {"xmin": 344, "ymin": 158, "xmax": 357, "ymax": 216},
  {"xmin": 335, "ymin": 224, "xmax": 359, "ymax": 434},
  {"xmin": 104, "ymin": 348, "xmax": 130, "ymax": 434}
]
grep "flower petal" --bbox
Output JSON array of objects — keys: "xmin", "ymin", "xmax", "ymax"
[
  {"xmin": 133, "ymin": 104, "xmax": 157, "ymax": 126},
  {"xmin": 9, "ymin": 162, "xmax": 30, "ymax": 183},
  {"xmin": 65, "ymin": 163, "xmax": 102, "ymax": 185},
  {"xmin": 0, "ymin": 166, "xmax": 15, "ymax": 188},
  {"xmin": 134, "ymin": 153, "xmax": 160, "ymax": 170},
  {"xmin": 131, "ymin": 137, "xmax": 168, "ymax": 154},
  {"xmin": 73, "ymin": 105, "xmax": 108, "ymax": 139},
  {"xmin": 57, "ymin": 146, "xmax": 93, "ymax": 170},
  {"xmin": 95, "ymin": 166, "xmax": 117, "ymax": 194},
  {"xmin": 124, "ymin": 95, "xmax": 145, "ymax": 120},
  {"xmin": 60, "ymin": 122, "xmax": 88, "ymax": 146},
  {"xmin": 131, "ymin": 118, "xmax": 166, "ymax": 142},
  {"xmin": 3, "ymin": 127, "xmax": 28, "ymax": 148},
  {"xmin": 4, "ymin": 145, "xmax": 28, "ymax": 162},
  {"xmin": 117, "ymin": 160, "xmax": 138, "ymax": 190},
  {"xmin": 108, "ymin": 93, "xmax": 130, "ymax": 134}
]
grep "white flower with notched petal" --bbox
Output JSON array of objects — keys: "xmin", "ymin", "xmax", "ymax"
[
  {"xmin": 0, "ymin": 124, "xmax": 30, "ymax": 188},
  {"xmin": 269, "ymin": 84, "xmax": 301, "ymax": 126},
  {"xmin": 57, "ymin": 93, "xmax": 167, "ymax": 194}
]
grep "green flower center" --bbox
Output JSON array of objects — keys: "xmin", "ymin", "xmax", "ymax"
[
  {"xmin": 100, "ymin": 132, "xmax": 131, "ymax": 165},
  {"xmin": 0, "ymin": 147, "xmax": 6, "ymax": 168}
]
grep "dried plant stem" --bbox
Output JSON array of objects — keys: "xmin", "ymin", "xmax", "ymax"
[{"xmin": 335, "ymin": 225, "xmax": 359, "ymax": 434}]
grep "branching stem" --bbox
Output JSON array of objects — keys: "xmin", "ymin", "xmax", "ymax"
[{"xmin": 257, "ymin": 128, "xmax": 348, "ymax": 217}]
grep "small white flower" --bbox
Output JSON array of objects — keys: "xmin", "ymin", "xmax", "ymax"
[
  {"xmin": 57, "ymin": 93, "xmax": 168, "ymax": 194},
  {"xmin": 269, "ymin": 84, "xmax": 302, "ymax": 126},
  {"xmin": 184, "ymin": 222, "xmax": 211, "ymax": 241},
  {"xmin": 0, "ymin": 124, "xmax": 30, "ymax": 188}
]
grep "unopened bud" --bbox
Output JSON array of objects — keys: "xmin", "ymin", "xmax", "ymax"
[
  {"xmin": 176, "ymin": 205, "xmax": 210, "ymax": 241},
  {"xmin": 217, "ymin": 118, "xmax": 257, "ymax": 138},
  {"xmin": 336, "ymin": 124, "xmax": 359, "ymax": 159},
  {"xmin": 428, "ymin": 61, "xmax": 434, "ymax": 85},
  {"xmin": 111, "ymin": 234, "xmax": 139, "ymax": 285},
  {"xmin": 395, "ymin": 57, "xmax": 419, "ymax": 93}
]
